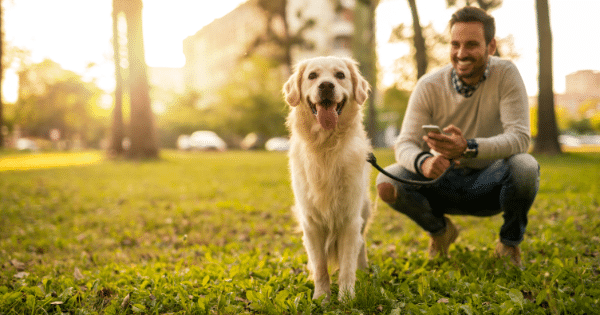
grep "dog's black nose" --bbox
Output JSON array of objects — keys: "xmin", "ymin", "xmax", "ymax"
[
  {"xmin": 318, "ymin": 81, "xmax": 335, "ymax": 91},
  {"xmin": 318, "ymin": 81, "xmax": 335, "ymax": 102}
]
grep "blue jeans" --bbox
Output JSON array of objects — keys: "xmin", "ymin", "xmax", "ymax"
[{"xmin": 376, "ymin": 153, "xmax": 540, "ymax": 246}]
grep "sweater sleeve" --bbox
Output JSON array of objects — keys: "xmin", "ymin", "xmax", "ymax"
[
  {"xmin": 393, "ymin": 77, "xmax": 434, "ymax": 173},
  {"xmin": 476, "ymin": 61, "xmax": 531, "ymax": 159}
]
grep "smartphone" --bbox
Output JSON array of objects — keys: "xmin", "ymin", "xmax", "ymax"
[{"xmin": 422, "ymin": 125, "xmax": 442, "ymax": 134}]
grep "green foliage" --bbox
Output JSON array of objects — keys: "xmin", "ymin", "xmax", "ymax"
[
  {"xmin": 156, "ymin": 57, "xmax": 289, "ymax": 148},
  {"xmin": 381, "ymin": 86, "xmax": 410, "ymax": 129},
  {"xmin": 530, "ymin": 105, "xmax": 600, "ymax": 137},
  {"xmin": 569, "ymin": 118, "xmax": 595, "ymax": 135},
  {"xmin": 1, "ymin": 150, "xmax": 599, "ymax": 314},
  {"xmin": 6, "ymin": 59, "xmax": 109, "ymax": 147},
  {"xmin": 389, "ymin": 1, "xmax": 519, "ymax": 90},
  {"xmin": 217, "ymin": 56, "xmax": 289, "ymax": 140},
  {"xmin": 252, "ymin": 0, "xmax": 316, "ymax": 68},
  {"xmin": 156, "ymin": 91, "xmax": 219, "ymax": 148},
  {"xmin": 389, "ymin": 23, "xmax": 450, "ymax": 90}
]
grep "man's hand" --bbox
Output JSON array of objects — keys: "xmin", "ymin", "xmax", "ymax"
[
  {"xmin": 423, "ymin": 124, "xmax": 468, "ymax": 160},
  {"xmin": 421, "ymin": 155, "xmax": 458, "ymax": 179}
]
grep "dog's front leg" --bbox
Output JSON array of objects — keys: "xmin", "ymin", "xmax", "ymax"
[
  {"xmin": 302, "ymin": 223, "xmax": 330, "ymax": 300},
  {"xmin": 337, "ymin": 219, "xmax": 363, "ymax": 300},
  {"xmin": 357, "ymin": 198, "xmax": 371, "ymax": 271},
  {"xmin": 357, "ymin": 237, "xmax": 368, "ymax": 271}
]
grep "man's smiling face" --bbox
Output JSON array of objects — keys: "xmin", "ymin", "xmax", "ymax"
[{"xmin": 450, "ymin": 21, "xmax": 496, "ymax": 85}]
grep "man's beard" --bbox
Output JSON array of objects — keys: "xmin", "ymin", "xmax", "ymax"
[{"xmin": 456, "ymin": 57, "xmax": 487, "ymax": 83}]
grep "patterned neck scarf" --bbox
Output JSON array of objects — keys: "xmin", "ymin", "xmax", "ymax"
[{"xmin": 451, "ymin": 59, "xmax": 491, "ymax": 98}]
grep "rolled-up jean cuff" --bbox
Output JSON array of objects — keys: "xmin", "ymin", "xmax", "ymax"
[
  {"xmin": 500, "ymin": 238, "xmax": 521, "ymax": 247},
  {"xmin": 429, "ymin": 224, "xmax": 447, "ymax": 237}
]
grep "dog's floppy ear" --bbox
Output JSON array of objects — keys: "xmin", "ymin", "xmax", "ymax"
[
  {"xmin": 283, "ymin": 61, "xmax": 306, "ymax": 107},
  {"xmin": 346, "ymin": 58, "xmax": 371, "ymax": 105}
]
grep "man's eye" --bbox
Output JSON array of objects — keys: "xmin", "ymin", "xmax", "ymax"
[
  {"xmin": 308, "ymin": 72, "xmax": 318, "ymax": 80},
  {"xmin": 335, "ymin": 72, "xmax": 346, "ymax": 79}
]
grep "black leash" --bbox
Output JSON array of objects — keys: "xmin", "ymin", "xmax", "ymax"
[{"xmin": 367, "ymin": 152, "xmax": 455, "ymax": 186}]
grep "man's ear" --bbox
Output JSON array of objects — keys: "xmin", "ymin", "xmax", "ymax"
[
  {"xmin": 346, "ymin": 58, "xmax": 371, "ymax": 105},
  {"xmin": 488, "ymin": 37, "xmax": 497, "ymax": 56},
  {"xmin": 283, "ymin": 62, "xmax": 306, "ymax": 107}
]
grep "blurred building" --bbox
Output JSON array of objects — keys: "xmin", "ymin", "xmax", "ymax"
[
  {"xmin": 181, "ymin": 0, "xmax": 356, "ymax": 108},
  {"xmin": 566, "ymin": 70, "xmax": 600, "ymax": 96},
  {"xmin": 557, "ymin": 70, "xmax": 600, "ymax": 117},
  {"xmin": 148, "ymin": 67, "xmax": 184, "ymax": 94},
  {"xmin": 286, "ymin": 0, "xmax": 355, "ymax": 61},
  {"xmin": 530, "ymin": 70, "xmax": 600, "ymax": 118},
  {"xmin": 182, "ymin": 0, "xmax": 268, "ymax": 108},
  {"xmin": 148, "ymin": 67, "xmax": 184, "ymax": 113}
]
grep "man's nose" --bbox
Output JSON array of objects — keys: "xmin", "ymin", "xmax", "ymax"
[{"xmin": 456, "ymin": 46, "xmax": 468, "ymax": 59}]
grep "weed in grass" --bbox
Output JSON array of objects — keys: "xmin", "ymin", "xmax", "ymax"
[{"xmin": 1, "ymin": 150, "xmax": 599, "ymax": 314}]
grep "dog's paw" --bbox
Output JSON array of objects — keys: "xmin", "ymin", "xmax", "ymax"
[
  {"xmin": 312, "ymin": 289, "xmax": 331, "ymax": 304},
  {"xmin": 337, "ymin": 282, "xmax": 356, "ymax": 302}
]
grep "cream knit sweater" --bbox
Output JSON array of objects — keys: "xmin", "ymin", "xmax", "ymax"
[{"xmin": 394, "ymin": 56, "xmax": 531, "ymax": 172}]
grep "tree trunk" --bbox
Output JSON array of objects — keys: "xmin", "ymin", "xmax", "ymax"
[
  {"xmin": 407, "ymin": 0, "xmax": 427, "ymax": 79},
  {"xmin": 124, "ymin": 0, "xmax": 158, "ymax": 159},
  {"xmin": 354, "ymin": 0, "xmax": 379, "ymax": 144},
  {"xmin": 280, "ymin": 0, "xmax": 293, "ymax": 74},
  {"xmin": 533, "ymin": 0, "xmax": 561, "ymax": 154},
  {"xmin": 109, "ymin": 0, "xmax": 125, "ymax": 157},
  {"xmin": 0, "ymin": 0, "xmax": 4, "ymax": 149}
]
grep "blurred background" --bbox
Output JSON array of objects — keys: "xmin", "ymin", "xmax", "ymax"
[{"xmin": 1, "ymin": 0, "xmax": 599, "ymax": 157}]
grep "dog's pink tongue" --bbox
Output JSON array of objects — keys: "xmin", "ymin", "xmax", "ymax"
[{"xmin": 316, "ymin": 105, "xmax": 338, "ymax": 130}]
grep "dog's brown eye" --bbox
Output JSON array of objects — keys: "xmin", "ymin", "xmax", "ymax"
[
  {"xmin": 335, "ymin": 72, "xmax": 345, "ymax": 80},
  {"xmin": 308, "ymin": 72, "xmax": 318, "ymax": 80}
]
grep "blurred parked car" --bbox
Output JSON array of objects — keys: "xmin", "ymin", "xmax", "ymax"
[
  {"xmin": 189, "ymin": 131, "xmax": 227, "ymax": 151},
  {"xmin": 176, "ymin": 135, "xmax": 192, "ymax": 150},
  {"xmin": 265, "ymin": 137, "xmax": 290, "ymax": 151},
  {"xmin": 559, "ymin": 135, "xmax": 580, "ymax": 147},
  {"xmin": 16, "ymin": 138, "xmax": 39, "ymax": 151}
]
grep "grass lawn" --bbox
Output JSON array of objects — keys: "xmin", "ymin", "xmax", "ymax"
[{"xmin": 1, "ymin": 149, "xmax": 599, "ymax": 314}]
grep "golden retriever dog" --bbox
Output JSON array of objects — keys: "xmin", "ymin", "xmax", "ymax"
[{"xmin": 283, "ymin": 56, "xmax": 372, "ymax": 300}]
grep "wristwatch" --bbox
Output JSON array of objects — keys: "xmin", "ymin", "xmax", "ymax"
[{"xmin": 461, "ymin": 139, "xmax": 478, "ymax": 158}]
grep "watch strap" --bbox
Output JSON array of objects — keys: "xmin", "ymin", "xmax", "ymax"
[{"xmin": 462, "ymin": 139, "xmax": 478, "ymax": 158}]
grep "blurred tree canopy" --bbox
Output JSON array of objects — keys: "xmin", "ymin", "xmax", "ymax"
[
  {"xmin": 6, "ymin": 59, "xmax": 108, "ymax": 147},
  {"xmin": 389, "ymin": 23, "xmax": 449, "ymax": 90},
  {"xmin": 381, "ymin": 86, "xmax": 410, "ymax": 129},
  {"xmin": 155, "ymin": 91, "xmax": 211, "ymax": 148},
  {"xmin": 157, "ymin": 56, "xmax": 288, "ymax": 148},
  {"xmin": 389, "ymin": 0, "xmax": 518, "ymax": 90},
  {"xmin": 529, "ymin": 101, "xmax": 600, "ymax": 138},
  {"xmin": 250, "ymin": 0, "xmax": 315, "ymax": 72},
  {"xmin": 217, "ymin": 56, "xmax": 288, "ymax": 140},
  {"xmin": 446, "ymin": 0, "xmax": 502, "ymax": 12}
]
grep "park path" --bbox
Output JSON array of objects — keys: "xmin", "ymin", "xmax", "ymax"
[{"xmin": 0, "ymin": 151, "xmax": 103, "ymax": 172}]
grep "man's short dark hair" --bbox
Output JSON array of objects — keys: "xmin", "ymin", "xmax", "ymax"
[{"xmin": 450, "ymin": 6, "xmax": 495, "ymax": 45}]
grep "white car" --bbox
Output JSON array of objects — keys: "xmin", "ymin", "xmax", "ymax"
[
  {"xmin": 189, "ymin": 131, "xmax": 227, "ymax": 151},
  {"xmin": 265, "ymin": 137, "xmax": 290, "ymax": 151},
  {"xmin": 16, "ymin": 138, "xmax": 39, "ymax": 151},
  {"xmin": 176, "ymin": 135, "xmax": 192, "ymax": 150},
  {"xmin": 558, "ymin": 135, "xmax": 580, "ymax": 147}
]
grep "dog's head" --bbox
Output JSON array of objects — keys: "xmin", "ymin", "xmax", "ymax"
[{"xmin": 283, "ymin": 56, "xmax": 370, "ymax": 130}]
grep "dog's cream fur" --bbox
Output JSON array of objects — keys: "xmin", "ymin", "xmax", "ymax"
[{"xmin": 283, "ymin": 56, "xmax": 372, "ymax": 300}]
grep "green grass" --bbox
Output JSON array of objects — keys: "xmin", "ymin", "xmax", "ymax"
[{"xmin": 1, "ymin": 150, "xmax": 599, "ymax": 314}]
